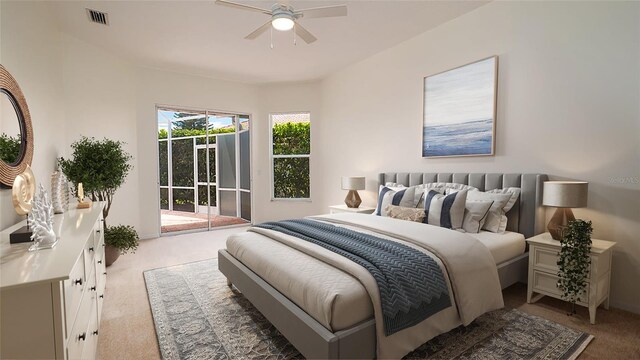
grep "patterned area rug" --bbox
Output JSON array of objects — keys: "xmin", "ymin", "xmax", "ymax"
[{"xmin": 144, "ymin": 259, "xmax": 593, "ymax": 360}]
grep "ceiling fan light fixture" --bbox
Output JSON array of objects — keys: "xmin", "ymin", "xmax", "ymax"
[{"xmin": 272, "ymin": 15, "xmax": 294, "ymax": 31}]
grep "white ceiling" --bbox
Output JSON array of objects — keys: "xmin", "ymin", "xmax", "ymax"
[{"xmin": 51, "ymin": 1, "xmax": 487, "ymax": 84}]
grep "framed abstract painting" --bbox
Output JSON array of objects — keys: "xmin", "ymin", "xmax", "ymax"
[{"xmin": 423, "ymin": 56, "xmax": 498, "ymax": 158}]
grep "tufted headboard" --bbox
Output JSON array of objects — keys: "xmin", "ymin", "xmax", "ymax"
[{"xmin": 378, "ymin": 172, "xmax": 548, "ymax": 238}]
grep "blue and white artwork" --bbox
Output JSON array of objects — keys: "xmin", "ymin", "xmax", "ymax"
[{"xmin": 423, "ymin": 56, "xmax": 497, "ymax": 157}]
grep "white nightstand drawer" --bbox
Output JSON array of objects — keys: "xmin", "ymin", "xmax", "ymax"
[
  {"xmin": 532, "ymin": 246, "xmax": 560, "ymax": 273},
  {"xmin": 531, "ymin": 270, "xmax": 563, "ymax": 297}
]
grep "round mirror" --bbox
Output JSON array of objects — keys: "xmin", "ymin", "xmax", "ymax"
[
  {"xmin": 0, "ymin": 89, "xmax": 25, "ymax": 165},
  {"xmin": 0, "ymin": 65, "xmax": 34, "ymax": 188}
]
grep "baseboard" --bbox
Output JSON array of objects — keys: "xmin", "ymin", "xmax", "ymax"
[
  {"xmin": 139, "ymin": 232, "xmax": 159, "ymax": 240},
  {"xmin": 610, "ymin": 300, "xmax": 640, "ymax": 315}
]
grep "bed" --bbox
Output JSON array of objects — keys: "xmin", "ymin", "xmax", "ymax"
[{"xmin": 218, "ymin": 172, "xmax": 548, "ymax": 359}]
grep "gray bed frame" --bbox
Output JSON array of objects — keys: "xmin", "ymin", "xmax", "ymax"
[{"xmin": 219, "ymin": 172, "xmax": 548, "ymax": 359}]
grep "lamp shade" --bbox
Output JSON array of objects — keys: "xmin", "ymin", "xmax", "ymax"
[
  {"xmin": 543, "ymin": 181, "xmax": 588, "ymax": 208},
  {"xmin": 341, "ymin": 176, "xmax": 365, "ymax": 190}
]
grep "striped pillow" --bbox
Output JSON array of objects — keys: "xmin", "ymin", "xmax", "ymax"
[
  {"xmin": 374, "ymin": 186, "xmax": 417, "ymax": 216},
  {"xmin": 423, "ymin": 189, "xmax": 468, "ymax": 229}
]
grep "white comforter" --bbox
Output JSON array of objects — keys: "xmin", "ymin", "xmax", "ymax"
[{"xmin": 245, "ymin": 213, "xmax": 504, "ymax": 359}]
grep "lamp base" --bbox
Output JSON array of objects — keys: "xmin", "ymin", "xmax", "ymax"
[
  {"xmin": 548, "ymin": 208, "xmax": 576, "ymax": 240},
  {"xmin": 344, "ymin": 190, "xmax": 362, "ymax": 208}
]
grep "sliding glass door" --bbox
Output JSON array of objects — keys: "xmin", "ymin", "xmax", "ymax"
[{"xmin": 157, "ymin": 108, "xmax": 251, "ymax": 234}]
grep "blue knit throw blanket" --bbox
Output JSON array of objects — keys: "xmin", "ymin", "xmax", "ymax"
[{"xmin": 254, "ymin": 219, "xmax": 451, "ymax": 336}]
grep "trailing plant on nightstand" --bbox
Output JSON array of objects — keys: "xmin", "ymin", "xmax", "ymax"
[{"xmin": 557, "ymin": 219, "xmax": 593, "ymax": 314}]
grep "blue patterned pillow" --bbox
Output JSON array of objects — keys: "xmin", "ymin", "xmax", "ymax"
[
  {"xmin": 423, "ymin": 189, "xmax": 468, "ymax": 229},
  {"xmin": 373, "ymin": 186, "xmax": 417, "ymax": 216}
]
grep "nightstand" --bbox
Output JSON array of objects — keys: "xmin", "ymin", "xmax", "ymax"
[
  {"xmin": 329, "ymin": 205, "xmax": 375, "ymax": 214},
  {"xmin": 526, "ymin": 232, "xmax": 615, "ymax": 324}
]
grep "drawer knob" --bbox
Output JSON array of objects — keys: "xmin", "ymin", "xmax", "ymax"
[
  {"xmin": 97, "ymin": 260, "xmax": 103, "ymax": 264},
  {"xmin": 99, "ymin": 294, "xmax": 104, "ymax": 299},
  {"xmin": 90, "ymin": 286, "xmax": 96, "ymax": 291},
  {"xmin": 89, "ymin": 247, "xmax": 94, "ymax": 252},
  {"xmin": 74, "ymin": 278, "xmax": 83, "ymax": 286},
  {"xmin": 103, "ymin": 271, "xmax": 107, "ymax": 275},
  {"xmin": 96, "ymin": 230, "xmax": 101, "ymax": 233},
  {"xmin": 78, "ymin": 333, "xmax": 86, "ymax": 341},
  {"xmin": 93, "ymin": 330, "xmax": 99, "ymax": 336}
]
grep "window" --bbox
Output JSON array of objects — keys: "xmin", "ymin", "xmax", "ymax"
[{"xmin": 270, "ymin": 113, "xmax": 310, "ymax": 200}]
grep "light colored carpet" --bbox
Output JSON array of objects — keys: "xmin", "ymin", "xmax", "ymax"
[{"xmin": 98, "ymin": 229, "xmax": 640, "ymax": 359}]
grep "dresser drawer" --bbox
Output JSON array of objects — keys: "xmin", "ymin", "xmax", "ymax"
[
  {"xmin": 64, "ymin": 254, "xmax": 86, "ymax": 334},
  {"xmin": 66, "ymin": 291, "xmax": 93, "ymax": 360}
]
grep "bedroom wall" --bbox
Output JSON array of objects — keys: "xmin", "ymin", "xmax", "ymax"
[
  {"xmin": 0, "ymin": 1, "xmax": 67, "ymax": 230},
  {"xmin": 318, "ymin": 1, "xmax": 640, "ymax": 313},
  {"xmin": 254, "ymin": 81, "xmax": 323, "ymax": 222},
  {"xmin": 134, "ymin": 67, "xmax": 261, "ymax": 238}
]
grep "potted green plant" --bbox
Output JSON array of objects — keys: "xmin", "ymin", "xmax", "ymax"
[
  {"xmin": 557, "ymin": 219, "xmax": 593, "ymax": 315},
  {"xmin": 104, "ymin": 225, "xmax": 139, "ymax": 266},
  {"xmin": 59, "ymin": 136, "xmax": 137, "ymax": 265}
]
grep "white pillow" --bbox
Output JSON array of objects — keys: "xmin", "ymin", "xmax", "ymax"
[
  {"xmin": 416, "ymin": 183, "xmax": 476, "ymax": 208},
  {"xmin": 384, "ymin": 182, "xmax": 426, "ymax": 206},
  {"xmin": 373, "ymin": 185, "xmax": 418, "ymax": 216},
  {"xmin": 422, "ymin": 189, "xmax": 467, "ymax": 229},
  {"xmin": 464, "ymin": 188, "xmax": 521, "ymax": 233},
  {"xmin": 460, "ymin": 200, "xmax": 494, "ymax": 233}
]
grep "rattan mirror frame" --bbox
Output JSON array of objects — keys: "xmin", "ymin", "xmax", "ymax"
[{"xmin": 0, "ymin": 64, "xmax": 34, "ymax": 187}]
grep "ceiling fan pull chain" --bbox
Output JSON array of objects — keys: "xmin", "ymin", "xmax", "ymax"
[
  {"xmin": 293, "ymin": 23, "xmax": 297, "ymax": 46},
  {"xmin": 270, "ymin": 27, "xmax": 274, "ymax": 49}
]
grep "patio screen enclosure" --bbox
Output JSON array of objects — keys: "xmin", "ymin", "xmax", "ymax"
[{"xmin": 158, "ymin": 108, "xmax": 251, "ymax": 232}]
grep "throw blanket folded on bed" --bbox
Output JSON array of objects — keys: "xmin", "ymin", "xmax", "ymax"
[{"xmin": 255, "ymin": 219, "xmax": 451, "ymax": 336}]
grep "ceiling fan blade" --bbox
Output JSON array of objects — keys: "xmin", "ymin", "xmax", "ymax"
[
  {"xmin": 294, "ymin": 22, "xmax": 317, "ymax": 44},
  {"xmin": 245, "ymin": 21, "xmax": 272, "ymax": 40},
  {"xmin": 296, "ymin": 5, "xmax": 347, "ymax": 19},
  {"xmin": 215, "ymin": 0, "xmax": 271, "ymax": 15}
]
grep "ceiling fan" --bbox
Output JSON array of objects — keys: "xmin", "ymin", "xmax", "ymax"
[{"xmin": 215, "ymin": 0, "xmax": 347, "ymax": 44}]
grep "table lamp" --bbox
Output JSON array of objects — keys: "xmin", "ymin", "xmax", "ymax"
[
  {"xmin": 341, "ymin": 176, "xmax": 365, "ymax": 208},
  {"xmin": 542, "ymin": 181, "xmax": 588, "ymax": 240}
]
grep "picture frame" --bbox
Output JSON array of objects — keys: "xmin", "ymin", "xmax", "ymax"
[{"xmin": 422, "ymin": 56, "xmax": 498, "ymax": 158}]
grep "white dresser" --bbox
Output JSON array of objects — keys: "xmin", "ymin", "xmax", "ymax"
[
  {"xmin": 0, "ymin": 203, "xmax": 107, "ymax": 359},
  {"xmin": 526, "ymin": 232, "xmax": 615, "ymax": 324}
]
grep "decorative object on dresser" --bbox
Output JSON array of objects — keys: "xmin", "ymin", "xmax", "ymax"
[
  {"xmin": 0, "ymin": 64, "xmax": 34, "ymax": 187},
  {"xmin": 27, "ymin": 183, "xmax": 58, "ymax": 251},
  {"xmin": 51, "ymin": 170, "xmax": 69, "ymax": 214},
  {"xmin": 557, "ymin": 219, "xmax": 593, "ymax": 315},
  {"xmin": 1, "ymin": 203, "xmax": 107, "ymax": 359},
  {"xmin": 9, "ymin": 165, "xmax": 36, "ymax": 243},
  {"xmin": 341, "ymin": 176, "xmax": 365, "ymax": 208},
  {"xmin": 104, "ymin": 224, "xmax": 139, "ymax": 266},
  {"xmin": 542, "ymin": 180, "xmax": 588, "ymax": 240},
  {"xmin": 76, "ymin": 182, "xmax": 92, "ymax": 209},
  {"xmin": 423, "ymin": 56, "xmax": 497, "ymax": 158},
  {"xmin": 328, "ymin": 204, "xmax": 375, "ymax": 214},
  {"xmin": 527, "ymin": 232, "xmax": 615, "ymax": 324}
]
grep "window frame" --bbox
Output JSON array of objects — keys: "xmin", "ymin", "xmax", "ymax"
[{"xmin": 269, "ymin": 112, "xmax": 311, "ymax": 201}]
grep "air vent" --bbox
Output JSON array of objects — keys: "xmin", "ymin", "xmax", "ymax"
[{"xmin": 86, "ymin": 9, "xmax": 109, "ymax": 26}]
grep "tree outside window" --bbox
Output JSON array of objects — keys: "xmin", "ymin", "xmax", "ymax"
[{"xmin": 270, "ymin": 113, "xmax": 310, "ymax": 199}]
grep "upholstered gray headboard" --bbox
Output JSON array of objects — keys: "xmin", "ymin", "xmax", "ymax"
[{"xmin": 378, "ymin": 172, "xmax": 548, "ymax": 238}]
